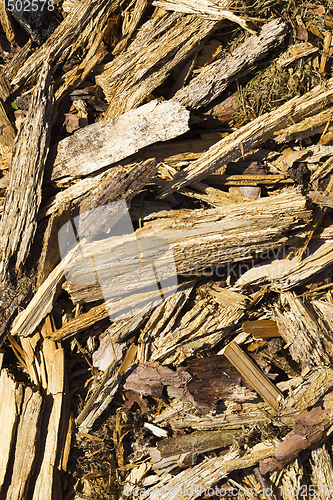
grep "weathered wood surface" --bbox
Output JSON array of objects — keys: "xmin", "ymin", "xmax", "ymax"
[
  {"xmin": 0, "ymin": 1, "xmax": 15, "ymax": 45},
  {"xmin": 0, "ymin": 370, "xmax": 22, "ymax": 496},
  {"xmin": 11, "ymin": 159, "xmax": 159, "ymax": 338},
  {"xmin": 63, "ymin": 191, "xmax": 311, "ymax": 304},
  {"xmin": 274, "ymin": 107, "xmax": 333, "ymax": 144},
  {"xmin": 38, "ymin": 158, "xmax": 158, "ymax": 286},
  {"xmin": 5, "ymin": 388, "xmax": 43, "ymax": 500},
  {"xmin": 0, "ymin": 62, "xmax": 53, "ymax": 280},
  {"xmin": 149, "ymin": 429, "xmax": 239, "ymax": 471},
  {"xmin": 0, "ymin": 276, "xmax": 32, "ymax": 345},
  {"xmin": 54, "ymin": 27, "xmax": 107, "ymax": 105},
  {"xmin": 274, "ymin": 293, "xmax": 333, "ymax": 368},
  {"xmin": 160, "ymin": 76, "xmax": 333, "ymax": 197},
  {"xmin": 308, "ymin": 190, "xmax": 333, "ymax": 209},
  {"xmin": 9, "ymin": 0, "xmax": 120, "ymax": 93},
  {"xmin": 154, "ymin": 397, "xmax": 271, "ymax": 431},
  {"xmin": 97, "ymin": 12, "xmax": 219, "ymax": 119},
  {"xmin": 152, "ymin": 0, "xmax": 256, "ymax": 32},
  {"xmin": 311, "ymin": 446, "xmax": 333, "ymax": 499},
  {"xmin": 112, "ymin": 0, "xmax": 148, "ymax": 54},
  {"xmin": 32, "ymin": 339, "xmax": 65, "ymax": 500},
  {"xmin": 1, "ymin": 40, "xmax": 32, "ymax": 89},
  {"xmin": 45, "ymin": 100, "xmax": 189, "ymax": 181},
  {"xmin": 236, "ymin": 241, "xmax": 333, "ymax": 291},
  {"xmin": 174, "ymin": 19, "xmax": 287, "ymax": 109},
  {"xmin": 143, "ymin": 443, "xmax": 276, "ymax": 500},
  {"xmin": 0, "ymin": 100, "xmax": 15, "ymax": 156}
]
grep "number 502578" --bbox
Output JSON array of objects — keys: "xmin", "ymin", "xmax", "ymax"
[{"xmin": 3, "ymin": 0, "xmax": 54, "ymax": 11}]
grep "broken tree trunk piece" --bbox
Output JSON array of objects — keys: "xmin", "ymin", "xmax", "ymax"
[
  {"xmin": 174, "ymin": 18, "xmax": 287, "ymax": 108},
  {"xmin": 63, "ymin": 190, "xmax": 311, "ymax": 304},
  {"xmin": 97, "ymin": 12, "xmax": 219, "ymax": 119},
  {"xmin": 273, "ymin": 293, "xmax": 333, "ymax": 368},
  {"xmin": 223, "ymin": 341, "xmax": 283, "ymax": 410},
  {"xmin": 0, "ymin": 61, "xmax": 53, "ymax": 280},
  {"xmin": 46, "ymin": 100, "xmax": 189, "ymax": 181},
  {"xmin": 160, "ymin": 75, "xmax": 333, "ymax": 197},
  {"xmin": 152, "ymin": 0, "xmax": 256, "ymax": 33},
  {"xmin": 5, "ymin": 388, "xmax": 43, "ymax": 500},
  {"xmin": 10, "ymin": 0, "xmax": 120, "ymax": 94}
]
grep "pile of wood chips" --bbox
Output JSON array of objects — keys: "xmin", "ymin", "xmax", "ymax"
[{"xmin": 2, "ymin": 1, "xmax": 333, "ymax": 499}]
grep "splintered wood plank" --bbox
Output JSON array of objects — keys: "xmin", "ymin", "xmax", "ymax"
[
  {"xmin": 54, "ymin": 26, "xmax": 107, "ymax": 105},
  {"xmin": 5, "ymin": 388, "xmax": 43, "ymax": 500},
  {"xmin": 274, "ymin": 293, "xmax": 333, "ymax": 368},
  {"xmin": 242, "ymin": 320, "xmax": 280, "ymax": 338},
  {"xmin": 96, "ymin": 12, "xmax": 218, "ymax": 119},
  {"xmin": 0, "ymin": 100, "xmax": 15, "ymax": 156},
  {"xmin": 11, "ymin": 245, "xmax": 76, "ymax": 338},
  {"xmin": 274, "ymin": 108, "xmax": 333, "ymax": 144},
  {"xmin": 143, "ymin": 443, "xmax": 276, "ymax": 500},
  {"xmin": 51, "ymin": 302, "xmax": 109, "ymax": 341},
  {"xmin": 308, "ymin": 191, "xmax": 333, "ymax": 208},
  {"xmin": 236, "ymin": 241, "xmax": 333, "ymax": 290},
  {"xmin": 32, "ymin": 340, "xmax": 65, "ymax": 500},
  {"xmin": 63, "ymin": 191, "xmax": 311, "ymax": 304},
  {"xmin": 0, "ymin": 276, "xmax": 32, "ymax": 344},
  {"xmin": 38, "ymin": 158, "xmax": 158, "ymax": 285},
  {"xmin": 76, "ymin": 372, "xmax": 121, "ymax": 433},
  {"xmin": 152, "ymin": 0, "xmax": 255, "ymax": 32},
  {"xmin": 206, "ymin": 174, "xmax": 293, "ymax": 186},
  {"xmin": 112, "ymin": 0, "xmax": 148, "ymax": 54},
  {"xmin": 154, "ymin": 398, "xmax": 271, "ymax": 431},
  {"xmin": 13, "ymin": 159, "xmax": 159, "ymax": 338},
  {"xmin": 279, "ymin": 367, "xmax": 333, "ymax": 425},
  {"xmin": 160, "ymin": 76, "xmax": 333, "ymax": 197},
  {"xmin": 223, "ymin": 341, "xmax": 283, "ymax": 410},
  {"xmin": 0, "ymin": 61, "xmax": 53, "ymax": 280},
  {"xmin": 174, "ymin": 19, "xmax": 287, "ymax": 108},
  {"xmin": 10, "ymin": 0, "xmax": 120, "ymax": 93},
  {"xmin": 206, "ymin": 287, "xmax": 248, "ymax": 308},
  {"xmin": 45, "ymin": 100, "xmax": 189, "ymax": 181},
  {"xmin": 0, "ymin": 369, "xmax": 22, "ymax": 495}
]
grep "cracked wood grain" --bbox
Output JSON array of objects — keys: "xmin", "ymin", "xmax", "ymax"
[{"xmin": 0, "ymin": 61, "xmax": 53, "ymax": 280}]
